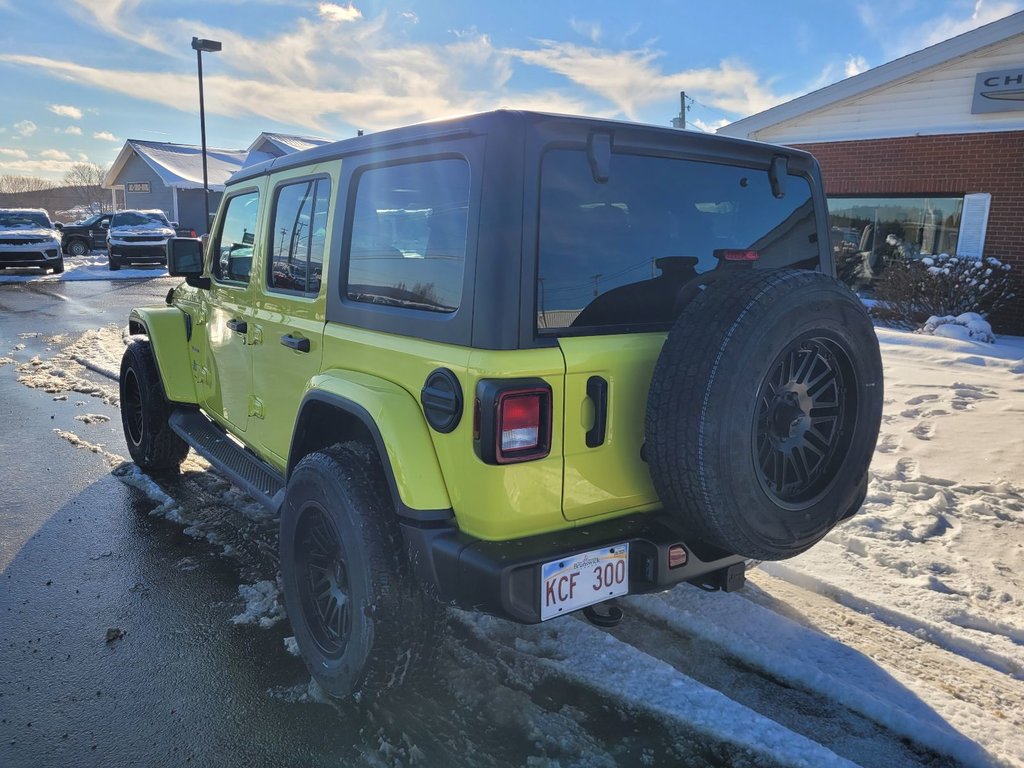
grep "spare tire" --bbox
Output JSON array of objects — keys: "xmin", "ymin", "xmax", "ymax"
[{"xmin": 646, "ymin": 268, "xmax": 883, "ymax": 561}]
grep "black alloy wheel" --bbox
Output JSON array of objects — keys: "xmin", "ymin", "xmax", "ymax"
[
  {"xmin": 753, "ymin": 335, "xmax": 857, "ymax": 508},
  {"xmin": 295, "ymin": 504, "xmax": 351, "ymax": 659}
]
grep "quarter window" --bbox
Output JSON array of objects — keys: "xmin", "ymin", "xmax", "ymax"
[
  {"xmin": 268, "ymin": 179, "xmax": 331, "ymax": 294},
  {"xmin": 212, "ymin": 191, "xmax": 260, "ymax": 285},
  {"xmin": 346, "ymin": 158, "xmax": 469, "ymax": 313}
]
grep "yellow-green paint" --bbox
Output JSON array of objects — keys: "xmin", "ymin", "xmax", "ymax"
[
  {"xmin": 129, "ymin": 307, "xmax": 198, "ymax": 404},
  {"xmin": 558, "ymin": 333, "xmax": 665, "ymax": 520}
]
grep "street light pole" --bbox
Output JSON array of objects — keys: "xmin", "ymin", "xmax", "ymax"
[{"xmin": 191, "ymin": 36, "xmax": 222, "ymax": 235}]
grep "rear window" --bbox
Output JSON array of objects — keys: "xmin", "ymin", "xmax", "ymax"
[
  {"xmin": 345, "ymin": 157, "xmax": 469, "ymax": 314},
  {"xmin": 537, "ymin": 150, "xmax": 818, "ymax": 332}
]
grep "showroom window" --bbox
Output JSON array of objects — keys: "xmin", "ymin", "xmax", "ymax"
[{"xmin": 827, "ymin": 196, "xmax": 964, "ymax": 290}]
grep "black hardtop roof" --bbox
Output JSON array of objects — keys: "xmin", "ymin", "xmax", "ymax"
[{"xmin": 228, "ymin": 109, "xmax": 815, "ymax": 186}]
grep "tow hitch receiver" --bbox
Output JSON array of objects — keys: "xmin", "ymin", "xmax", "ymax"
[
  {"xmin": 690, "ymin": 562, "xmax": 746, "ymax": 593},
  {"xmin": 583, "ymin": 600, "xmax": 623, "ymax": 627}
]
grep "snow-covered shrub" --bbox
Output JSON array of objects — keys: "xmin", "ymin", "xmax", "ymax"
[
  {"xmin": 918, "ymin": 312, "xmax": 995, "ymax": 343},
  {"xmin": 870, "ymin": 253, "xmax": 1013, "ymax": 329}
]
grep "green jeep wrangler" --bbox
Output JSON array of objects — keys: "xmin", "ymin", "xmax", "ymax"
[{"xmin": 118, "ymin": 110, "xmax": 883, "ymax": 699}]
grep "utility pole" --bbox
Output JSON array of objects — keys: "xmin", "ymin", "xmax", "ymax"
[{"xmin": 671, "ymin": 91, "xmax": 687, "ymax": 130}]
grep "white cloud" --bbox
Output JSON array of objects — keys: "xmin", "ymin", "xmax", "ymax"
[
  {"xmin": 93, "ymin": 130, "xmax": 119, "ymax": 141},
  {"xmin": 63, "ymin": 126, "xmax": 83, "ymax": 135},
  {"xmin": 569, "ymin": 17, "xmax": 602, "ymax": 44},
  {"xmin": 77, "ymin": 153, "xmax": 90, "ymax": 161},
  {"xmin": 0, "ymin": 157, "xmax": 80, "ymax": 176},
  {"xmin": 845, "ymin": 55, "xmax": 870, "ymax": 78},
  {"xmin": 14, "ymin": 120, "xmax": 37, "ymax": 137},
  {"xmin": 318, "ymin": 2, "xmax": 361, "ymax": 23},
  {"xmin": 41, "ymin": 149, "xmax": 72, "ymax": 160},
  {"xmin": 0, "ymin": 147, "xmax": 29, "ymax": 158},
  {"xmin": 401, "ymin": 11, "xmax": 418, "ymax": 23},
  {"xmin": 858, "ymin": 0, "xmax": 1024, "ymax": 58},
  {"xmin": 691, "ymin": 117, "xmax": 730, "ymax": 133},
  {"xmin": 49, "ymin": 104, "xmax": 83, "ymax": 119},
  {"xmin": 510, "ymin": 41, "xmax": 793, "ymax": 120}
]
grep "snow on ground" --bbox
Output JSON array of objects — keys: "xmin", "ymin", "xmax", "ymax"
[
  {"xmin": 0, "ymin": 251, "xmax": 168, "ymax": 283},
  {"xmin": 11, "ymin": 320, "xmax": 1024, "ymax": 766},
  {"xmin": 756, "ymin": 328, "xmax": 1024, "ymax": 765}
]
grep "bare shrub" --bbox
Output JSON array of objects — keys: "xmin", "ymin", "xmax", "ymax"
[{"xmin": 871, "ymin": 253, "xmax": 1014, "ymax": 329}]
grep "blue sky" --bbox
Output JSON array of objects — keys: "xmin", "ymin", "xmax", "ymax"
[{"xmin": 0, "ymin": 0, "xmax": 1021, "ymax": 180}]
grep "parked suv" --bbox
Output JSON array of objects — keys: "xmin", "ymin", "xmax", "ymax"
[
  {"xmin": 0, "ymin": 208, "xmax": 64, "ymax": 273},
  {"xmin": 59, "ymin": 212, "xmax": 112, "ymax": 256},
  {"xmin": 107, "ymin": 209, "xmax": 176, "ymax": 270},
  {"xmin": 119, "ymin": 111, "xmax": 883, "ymax": 700}
]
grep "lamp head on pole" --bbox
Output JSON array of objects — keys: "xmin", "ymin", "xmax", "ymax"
[{"xmin": 191, "ymin": 37, "xmax": 222, "ymax": 53}]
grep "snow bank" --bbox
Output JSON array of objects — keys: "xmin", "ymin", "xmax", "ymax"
[
  {"xmin": 919, "ymin": 313, "xmax": 995, "ymax": 343},
  {"xmin": 0, "ymin": 252, "xmax": 169, "ymax": 283}
]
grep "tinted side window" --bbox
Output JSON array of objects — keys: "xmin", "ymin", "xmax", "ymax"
[
  {"xmin": 268, "ymin": 179, "xmax": 331, "ymax": 294},
  {"xmin": 346, "ymin": 158, "xmax": 469, "ymax": 313},
  {"xmin": 213, "ymin": 191, "xmax": 260, "ymax": 285},
  {"xmin": 537, "ymin": 150, "xmax": 818, "ymax": 332}
]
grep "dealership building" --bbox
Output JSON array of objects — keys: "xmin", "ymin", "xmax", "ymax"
[
  {"xmin": 103, "ymin": 132, "xmax": 330, "ymax": 235},
  {"xmin": 720, "ymin": 12, "xmax": 1024, "ymax": 333}
]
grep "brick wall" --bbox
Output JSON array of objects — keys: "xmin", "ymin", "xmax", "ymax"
[{"xmin": 791, "ymin": 132, "xmax": 1024, "ymax": 334}]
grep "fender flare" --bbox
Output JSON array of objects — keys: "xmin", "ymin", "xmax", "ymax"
[
  {"xmin": 290, "ymin": 382, "xmax": 453, "ymax": 523},
  {"xmin": 127, "ymin": 307, "xmax": 198, "ymax": 404}
]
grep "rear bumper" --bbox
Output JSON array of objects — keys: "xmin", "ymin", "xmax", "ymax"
[{"xmin": 401, "ymin": 512, "xmax": 746, "ymax": 624}]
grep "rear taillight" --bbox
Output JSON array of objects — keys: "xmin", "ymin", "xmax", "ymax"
[
  {"xmin": 475, "ymin": 380, "xmax": 552, "ymax": 464},
  {"xmin": 189, "ymin": 229, "xmax": 197, "ymax": 238}
]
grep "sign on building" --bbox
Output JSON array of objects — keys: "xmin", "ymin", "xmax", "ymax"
[
  {"xmin": 126, "ymin": 182, "xmax": 151, "ymax": 193},
  {"xmin": 971, "ymin": 67, "xmax": 1024, "ymax": 114}
]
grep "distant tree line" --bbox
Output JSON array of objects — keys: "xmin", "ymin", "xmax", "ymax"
[{"xmin": 0, "ymin": 163, "xmax": 111, "ymax": 221}]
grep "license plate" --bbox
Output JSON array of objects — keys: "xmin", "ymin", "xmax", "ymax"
[{"xmin": 540, "ymin": 544, "xmax": 629, "ymax": 621}]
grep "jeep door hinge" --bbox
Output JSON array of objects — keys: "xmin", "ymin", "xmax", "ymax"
[
  {"xmin": 250, "ymin": 325, "xmax": 264, "ymax": 345},
  {"xmin": 247, "ymin": 396, "xmax": 265, "ymax": 419}
]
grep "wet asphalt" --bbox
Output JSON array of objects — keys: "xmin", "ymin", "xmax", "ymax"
[{"xmin": 0, "ymin": 277, "xmax": 700, "ymax": 768}]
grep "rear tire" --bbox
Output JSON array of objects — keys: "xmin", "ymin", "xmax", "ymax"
[
  {"xmin": 119, "ymin": 339, "xmax": 189, "ymax": 472},
  {"xmin": 646, "ymin": 269, "xmax": 883, "ymax": 561},
  {"xmin": 279, "ymin": 442, "xmax": 441, "ymax": 700}
]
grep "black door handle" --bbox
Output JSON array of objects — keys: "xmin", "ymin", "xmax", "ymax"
[
  {"xmin": 586, "ymin": 376, "xmax": 608, "ymax": 447},
  {"xmin": 226, "ymin": 318, "xmax": 247, "ymax": 334},
  {"xmin": 281, "ymin": 334, "xmax": 310, "ymax": 353}
]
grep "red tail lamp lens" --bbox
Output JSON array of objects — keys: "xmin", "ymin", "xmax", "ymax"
[
  {"xmin": 500, "ymin": 393, "xmax": 541, "ymax": 451},
  {"xmin": 493, "ymin": 387, "xmax": 551, "ymax": 463}
]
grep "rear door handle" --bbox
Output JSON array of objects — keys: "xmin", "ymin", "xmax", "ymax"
[
  {"xmin": 226, "ymin": 318, "xmax": 247, "ymax": 334},
  {"xmin": 586, "ymin": 376, "xmax": 608, "ymax": 447},
  {"xmin": 281, "ymin": 334, "xmax": 310, "ymax": 353}
]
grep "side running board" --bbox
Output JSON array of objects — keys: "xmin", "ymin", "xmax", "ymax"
[{"xmin": 169, "ymin": 408, "xmax": 285, "ymax": 512}]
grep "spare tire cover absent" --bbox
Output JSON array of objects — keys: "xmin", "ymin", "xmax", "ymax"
[{"xmin": 645, "ymin": 269, "xmax": 883, "ymax": 561}]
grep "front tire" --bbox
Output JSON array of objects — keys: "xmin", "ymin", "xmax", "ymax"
[
  {"xmin": 67, "ymin": 239, "xmax": 88, "ymax": 257},
  {"xmin": 119, "ymin": 339, "xmax": 189, "ymax": 472},
  {"xmin": 51, "ymin": 257, "xmax": 65, "ymax": 274},
  {"xmin": 279, "ymin": 443, "xmax": 440, "ymax": 700},
  {"xmin": 108, "ymin": 252, "xmax": 120, "ymax": 271}
]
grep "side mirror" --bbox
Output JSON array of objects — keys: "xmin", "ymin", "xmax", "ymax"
[
  {"xmin": 54, "ymin": 222, "xmax": 64, "ymax": 230},
  {"xmin": 167, "ymin": 237, "xmax": 210, "ymax": 289},
  {"xmin": 100, "ymin": 221, "xmax": 109, "ymax": 229}
]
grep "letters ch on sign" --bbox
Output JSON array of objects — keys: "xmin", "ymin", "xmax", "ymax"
[{"xmin": 971, "ymin": 67, "xmax": 1024, "ymax": 114}]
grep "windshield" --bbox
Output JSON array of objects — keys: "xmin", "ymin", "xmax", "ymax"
[
  {"xmin": 0, "ymin": 211, "xmax": 52, "ymax": 230},
  {"xmin": 112, "ymin": 211, "xmax": 170, "ymax": 228},
  {"xmin": 79, "ymin": 214, "xmax": 102, "ymax": 227}
]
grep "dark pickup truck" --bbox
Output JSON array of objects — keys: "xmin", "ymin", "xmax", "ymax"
[
  {"xmin": 60, "ymin": 212, "xmax": 195, "ymax": 256},
  {"xmin": 59, "ymin": 212, "xmax": 112, "ymax": 256}
]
